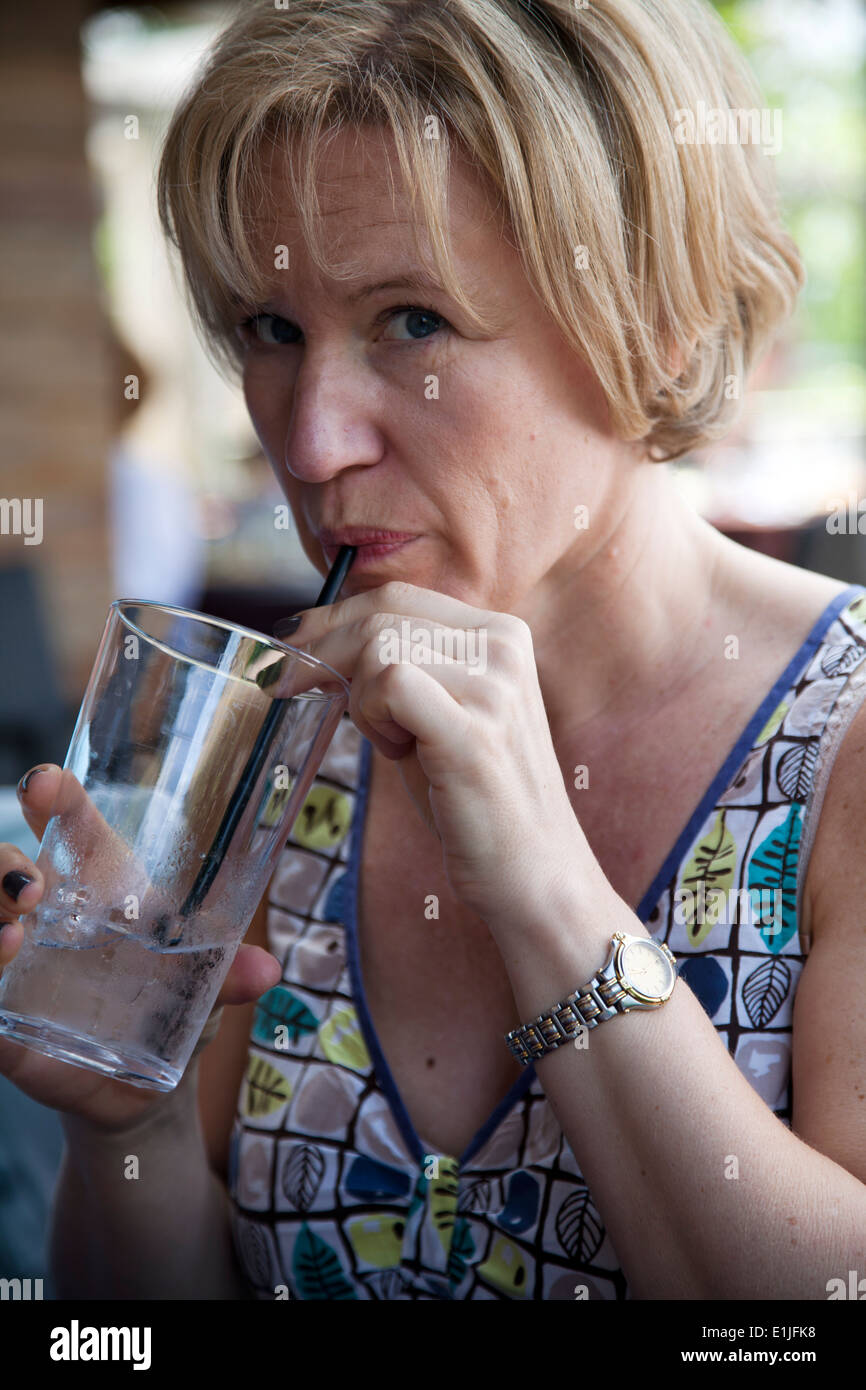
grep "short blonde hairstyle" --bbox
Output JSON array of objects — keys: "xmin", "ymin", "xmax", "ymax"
[{"xmin": 156, "ymin": 0, "xmax": 804, "ymax": 462}]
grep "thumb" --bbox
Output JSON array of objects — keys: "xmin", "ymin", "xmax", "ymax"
[
  {"xmin": 17, "ymin": 764, "xmax": 141, "ymax": 890},
  {"xmin": 16, "ymin": 764, "xmax": 64, "ymax": 844}
]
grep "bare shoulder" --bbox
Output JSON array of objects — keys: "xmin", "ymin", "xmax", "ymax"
[
  {"xmin": 720, "ymin": 544, "xmax": 851, "ymax": 653},
  {"xmin": 789, "ymin": 691, "xmax": 866, "ymax": 1183},
  {"xmin": 747, "ymin": 556, "xmax": 862, "ymax": 943},
  {"xmin": 727, "ymin": 553, "xmax": 866, "ymax": 1176},
  {"xmin": 799, "ymin": 683, "xmax": 866, "ymax": 947},
  {"xmin": 719, "ymin": 549, "xmax": 861, "ymax": 945}
]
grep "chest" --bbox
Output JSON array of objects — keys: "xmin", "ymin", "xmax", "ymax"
[
  {"xmin": 352, "ymin": 657, "xmax": 799, "ymax": 1157},
  {"xmin": 354, "ymin": 725, "xmax": 720, "ymax": 1158},
  {"xmin": 346, "ymin": 575, "xmax": 850, "ymax": 1157},
  {"xmin": 356, "ymin": 774, "xmax": 523, "ymax": 1157}
]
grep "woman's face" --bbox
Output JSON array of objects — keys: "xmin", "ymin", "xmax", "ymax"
[{"xmin": 237, "ymin": 125, "xmax": 641, "ymax": 610}]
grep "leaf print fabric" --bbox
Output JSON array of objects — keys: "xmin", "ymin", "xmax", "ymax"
[{"xmin": 228, "ymin": 586, "xmax": 866, "ymax": 1298}]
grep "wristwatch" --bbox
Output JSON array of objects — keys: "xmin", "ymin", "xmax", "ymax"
[{"xmin": 504, "ymin": 931, "xmax": 678, "ymax": 1066}]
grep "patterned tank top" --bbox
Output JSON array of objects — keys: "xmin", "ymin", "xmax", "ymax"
[{"xmin": 227, "ymin": 582, "xmax": 866, "ymax": 1300}]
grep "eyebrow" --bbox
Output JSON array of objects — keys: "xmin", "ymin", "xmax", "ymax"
[
  {"xmin": 344, "ymin": 273, "xmax": 446, "ymax": 303},
  {"xmin": 251, "ymin": 272, "xmax": 449, "ymax": 318}
]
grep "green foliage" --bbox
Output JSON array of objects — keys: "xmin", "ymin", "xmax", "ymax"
[{"xmin": 712, "ymin": 0, "xmax": 864, "ymax": 368}]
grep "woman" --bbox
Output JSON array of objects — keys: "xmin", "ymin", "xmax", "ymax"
[{"xmin": 2, "ymin": 0, "xmax": 865, "ymax": 1300}]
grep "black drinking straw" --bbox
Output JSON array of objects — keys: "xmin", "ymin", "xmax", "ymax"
[
  {"xmin": 310, "ymin": 542, "xmax": 358, "ymax": 609},
  {"xmin": 160, "ymin": 546, "xmax": 357, "ymax": 938}
]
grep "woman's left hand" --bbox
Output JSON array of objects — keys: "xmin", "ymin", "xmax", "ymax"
[{"xmin": 277, "ymin": 580, "xmax": 594, "ymax": 931}]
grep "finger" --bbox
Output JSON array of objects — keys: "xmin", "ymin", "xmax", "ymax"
[
  {"xmin": 348, "ymin": 633, "xmax": 471, "ymax": 753},
  {"xmin": 270, "ymin": 643, "xmax": 352, "ymax": 699},
  {"xmin": 316, "ymin": 679, "xmax": 351, "ymax": 697},
  {"xmin": 18, "ymin": 764, "xmax": 148, "ymax": 902},
  {"xmin": 215, "ymin": 943, "xmax": 282, "ymax": 1007},
  {"xmin": 274, "ymin": 610, "xmax": 481, "ymax": 704},
  {"xmin": 0, "ymin": 920, "xmax": 24, "ymax": 968},
  {"xmin": 16, "ymin": 764, "xmax": 64, "ymax": 842},
  {"xmin": 288, "ymin": 582, "xmax": 493, "ymax": 650},
  {"xmin": 356, "ymin": 655, "xmax": 469, "ymax": 764},
  {"xmin": 0, "ymin": 852, "xmax": 44, "ymax": 917}
]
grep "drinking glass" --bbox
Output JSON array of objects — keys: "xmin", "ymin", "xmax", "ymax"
[{"xmin": 0, "ymin": 599, "xmax": 349, "ymax": 1091}]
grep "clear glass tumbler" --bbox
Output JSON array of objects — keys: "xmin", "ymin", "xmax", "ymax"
[{"xmin": 0, "ymin": 599, "xmax": 349, "ymax": 1091}]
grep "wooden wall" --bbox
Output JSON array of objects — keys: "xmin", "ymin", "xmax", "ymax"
[{"xmin": 0, "ymin": 0, "xmax": 113, "ymax": 699}]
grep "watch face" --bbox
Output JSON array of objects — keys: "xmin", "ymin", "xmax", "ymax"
[{"xmin": 620, "ymin": 939, "xmax": 676, "ymax": 1001}]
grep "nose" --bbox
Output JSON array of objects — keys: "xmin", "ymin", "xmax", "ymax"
[{"xmin": 281, "ymin": 347, "xmax": 384, "ymax": 483}]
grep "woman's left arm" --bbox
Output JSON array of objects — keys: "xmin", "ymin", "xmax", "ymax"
[
  {"xmin": 282, "ymin": 581, "xmax": 866, "ymax": 1300},
  {"xmin": 494, "ymin": 701, "xmax": 866, "ymax": 1301}
]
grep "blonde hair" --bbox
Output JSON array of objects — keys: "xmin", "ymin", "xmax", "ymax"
[{"xmin": 156, "ymin": 0, "xmax": 804, "ymax": 462}]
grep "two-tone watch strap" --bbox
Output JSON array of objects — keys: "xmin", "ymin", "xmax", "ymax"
[
  {"xmin": 505, "ymin": 933, "xmax": 678, "ymax": 1066},
  {"xmin": 504, "ymin": 970, "xmax": 628, "ymax": 1066}
]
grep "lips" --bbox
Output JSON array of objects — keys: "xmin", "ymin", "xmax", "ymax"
[
  {"xmin": 326, "ymin": 541, "xmax": 418, "ymax": 570},
  {"xmin": 316, "ymin": 527, "xmax": 418, "ymax": 547}
]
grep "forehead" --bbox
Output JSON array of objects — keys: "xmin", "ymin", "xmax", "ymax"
[{"xmin": 246, "ymin": 123, "xmax": 503, "ymax": 269}]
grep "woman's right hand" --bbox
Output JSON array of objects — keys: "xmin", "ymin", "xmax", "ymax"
[{"xmin": 0, "ymin": 763, "xmax": 282, "ymax": 1133}]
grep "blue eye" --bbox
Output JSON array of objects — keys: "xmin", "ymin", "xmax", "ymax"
[
  {"xmin": 236, "ymin": 304, "xmax": 445, "ymax": 348},
  {"xmin": 381, "ymin": 306, "xmax": 444, "ymax": 341},
  {"xmin": 240, "ymin": 314, "xmax": 300, "ymax": 346}
]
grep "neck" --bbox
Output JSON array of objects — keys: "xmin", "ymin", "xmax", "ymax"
[{"xmin": 512, "ymin": 464, "xmax": 735, "ymax": 741}]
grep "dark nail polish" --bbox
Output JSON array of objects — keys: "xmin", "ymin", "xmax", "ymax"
[
  {"xmin": 2, "ymin": 870, "xmax": 33, "ymax": 901},
  {"xmin": 275, "ymin": 615, "xmax": 303, "ymax": 638},
  {"xmin": 18, "ymin": 766, "xmax": 45, "ymax": 795}
]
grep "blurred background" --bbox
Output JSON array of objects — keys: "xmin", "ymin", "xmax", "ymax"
[{"xmin": 0, "ymin": 0, "xmax": 864, "ymax": 1293}]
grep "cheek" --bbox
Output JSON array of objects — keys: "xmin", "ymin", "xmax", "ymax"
[{"xmin": 242, "ymin": 361, "xmax": 293, "ymax": 457}]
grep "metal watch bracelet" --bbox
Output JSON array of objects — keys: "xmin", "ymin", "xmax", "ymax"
[{"xmin": 504, "ymin": 932, "xmax": 677, "ymax": 1066}]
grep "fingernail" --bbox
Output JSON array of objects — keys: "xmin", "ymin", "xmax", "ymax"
[
  {"xmin": 256, "ymin": 660, "xmax": 282, "ymax": 690},
  {"xmin": 274, "ymin": 615, "xmax": 303, "ymax": 639},
  {"xmin": 2, "ymin": 870, "xmax": 33, "ymax": 901},
  {"xmin": 18, "ymin": 766, "xmax": 46, "ymax": 796}
]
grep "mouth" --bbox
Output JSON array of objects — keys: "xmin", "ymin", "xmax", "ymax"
[
  {"xmin": 317, "ymin": 528, "xmax": 420, "ymax": 570},
  {"xmin": 323, "ymin": 536, "xmax": 422, "ymax": 569}
]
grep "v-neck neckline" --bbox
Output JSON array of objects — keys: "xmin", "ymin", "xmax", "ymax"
[{"xmin": 340, "ymin": 583, "xmax": 864, "ymax": 1169}]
